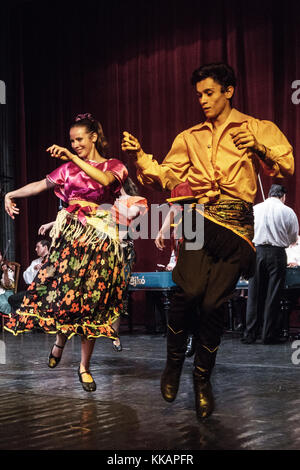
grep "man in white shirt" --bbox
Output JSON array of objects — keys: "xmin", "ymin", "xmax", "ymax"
[
  {"xmin": 286, "ymin": 235, "xmax": 300, "ymax": 267},
  {"xmin": 8, "ymin": 240, "xmax": 50, "ymax": 313},
  {"xmin": 242, "ymin": 184, "xmax": 299, "ymax": 344},
  {"xmin": 23, "ymin": 240, "xmax": 50, "ymax": 284},
  {"xmin": 0, "ymin": 262, "xmax": 16, "ymax": 315}
]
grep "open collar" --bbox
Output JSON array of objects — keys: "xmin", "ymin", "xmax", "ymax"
[{"xmin": 189, "ymin": 108, "xmax": 251, "ymax": 133}]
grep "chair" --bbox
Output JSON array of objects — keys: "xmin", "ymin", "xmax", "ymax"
[{"xmin": 8, "ymin": 262, "xmax": 21, "ymax": 294}]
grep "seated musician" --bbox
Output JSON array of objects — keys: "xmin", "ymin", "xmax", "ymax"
[
  {"xmin": 0, "ymin": 261, "xmax": 16, "ymax": 315},
  {"xmin": 8, "ymin": 240, "xmax": 50, "ymax": 315},
  {"xmin": 286, "ymin": 235, "xmax": 300, "ymax": 267}
]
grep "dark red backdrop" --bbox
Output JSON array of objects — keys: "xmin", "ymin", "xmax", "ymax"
[{"xmin": 6, "ymin": 0, "xmax": 300, "ymax": 280}]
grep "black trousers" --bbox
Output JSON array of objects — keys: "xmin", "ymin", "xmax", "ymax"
[
  {"xmin": 8, "ymin": 291, "xmax": 27, "ymax": 314},
  {"xmin": 170, "ymin": 233, "xmax": 255, "ymax": 353},
  {"xmin": 243, "ymin": 245, "xmax": 287, "ymax": 342}
]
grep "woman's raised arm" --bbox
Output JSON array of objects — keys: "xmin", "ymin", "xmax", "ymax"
[
  {"xmin": 4, "ymin": 178, "xmax": 54, "ymax": 219},
  {"xmin": 47, "ymin": 144, "xmax": 116, "ymax": 186}
]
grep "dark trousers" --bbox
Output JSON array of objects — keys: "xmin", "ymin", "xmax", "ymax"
[
  {"xmin": 244, "ymin": 245, "xmax": 287, "ymax": 342},
  {"xmin": 169, "ymin": 237, "xmax": 255, "ymax": 374},
  {"xmin": 8, "ymin": 291, "xmax": 27, "ymax": 314}
]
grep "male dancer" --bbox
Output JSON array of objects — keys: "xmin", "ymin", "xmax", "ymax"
[{"xmin": 122, "ymin": 63, "xmax": 294, "ymax": 420}]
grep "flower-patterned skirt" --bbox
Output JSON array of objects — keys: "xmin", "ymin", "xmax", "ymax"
[{"xmin": 4, "ymin": 212, "xmax": 125, "ymax": 340}]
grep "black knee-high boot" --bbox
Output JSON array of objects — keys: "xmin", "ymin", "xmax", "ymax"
[
  {"xmin": 160, "ymin": 324, "xmax": 188, "ymax": 402},
  {"xmin": 193, "ymin": 342, "xmax": 218, "ymax": 419}
]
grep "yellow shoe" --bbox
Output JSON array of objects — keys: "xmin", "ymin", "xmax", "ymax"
[
  {"xmin": 48, "ymin": 343, "xmax": 64, "ymax": 368},
  {"xmin": 77, "ymin": 367, "xmax": 97, "ymax": 392}
]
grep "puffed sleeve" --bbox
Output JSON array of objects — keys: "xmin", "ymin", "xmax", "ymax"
[
  {"xmin": 135, "ymin": 133, "xmax": 190, "ymax": 190},
  {"xmin": 248, "ymin": 119, "xmax": 294, "ymax": 177},
  {"xmin": 107, "ymin": 159, "xmax": 128, "ymax": 192},
  {"xmin": 46, "ymin": 163, "xmax": 69, "ymax": 203}
]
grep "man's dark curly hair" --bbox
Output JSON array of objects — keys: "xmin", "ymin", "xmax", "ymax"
[{"xmin": 191, "ymin": 62, "xmax": 237, "ymax": 92}]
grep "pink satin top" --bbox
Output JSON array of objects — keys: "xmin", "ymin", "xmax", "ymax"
[{"xmin": 46, "ymin": 159, "xmax": 128, "ymax": 205}]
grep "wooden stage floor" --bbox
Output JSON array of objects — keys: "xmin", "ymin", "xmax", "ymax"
[{"xmin": 0, "ymin": 328, "xmax": 300, "ymax": 454}]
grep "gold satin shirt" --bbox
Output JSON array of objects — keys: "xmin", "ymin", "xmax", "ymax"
[{"xmin": 136, "ymin": 108, "xmax": 294, "ymax": 204}]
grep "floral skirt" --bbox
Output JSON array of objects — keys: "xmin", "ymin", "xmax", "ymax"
[{"xmin": 4, "ymin": 212, "xmax": 125, "ymax": 340}]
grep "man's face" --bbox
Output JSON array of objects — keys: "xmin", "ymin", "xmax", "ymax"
[
  {"xmin": 35, "ymin": 242, "xmax": 48, "ymax": 258},
  {"xmin": 196, "ymin": 77, "xmax": 233, "ymax": 122}
]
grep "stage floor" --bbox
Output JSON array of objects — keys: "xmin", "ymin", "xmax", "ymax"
[{"xmin": 0, "ymin": 329, "xmax": 300, "ymax": 451}]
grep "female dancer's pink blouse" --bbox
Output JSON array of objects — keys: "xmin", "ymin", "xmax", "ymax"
[{"xmin": 46, "ymin": 158, "xmax": 128, "ymax": 205}]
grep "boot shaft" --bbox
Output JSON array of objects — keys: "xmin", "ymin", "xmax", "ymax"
[
  {"xmin": 193, "ymin": 342, "xmax": 218, "ymax": 380},
  {"xmin": 166, "ymin": 324, "xmax": 189, "ymax": 358}
]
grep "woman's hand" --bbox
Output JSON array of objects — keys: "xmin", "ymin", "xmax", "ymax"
[
  {"xmin": 155, "ymin": 231, "xmax": 165, "ymax": 251},
  {"xmin": 46, "ymin": 145, "xmax": 75, "ymax": 161},
  {"xmin": 38, "ymin": 221, "xmax": 54, "ymax": 235},
  {"xmin": 4, "ymin": 193, "xmax": 19, "ymax": 219},
  {"xmin": 121, "ymin": 132, "xmax": 144, "ymax": 157},
  {"xmin": 4, "ymin": 180, "xmax": 53, "ymax": 220}
]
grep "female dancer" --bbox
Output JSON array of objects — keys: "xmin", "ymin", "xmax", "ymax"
[
  {"xmin": 4, "ymin": 113, "xmax": 128, "ymax": 392},
  {"xmin": 37, "ymin": 177, "xmax": 148, "ymax": 352}
]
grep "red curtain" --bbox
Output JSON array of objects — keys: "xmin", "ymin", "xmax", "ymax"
[{"xmin": 7, "ymin": 0, "xmax": 300, "ymax": 276}]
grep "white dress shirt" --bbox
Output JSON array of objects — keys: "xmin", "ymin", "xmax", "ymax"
[
  {"xmin": 286, "ymin": 236, "xmax": 300, "ymax": 265},
  {"xmin": 23, "ymin": 257, "xmax": 43, "ymax": 285},
  {"xmin": 0, "ymin": 267, "xmax": 15, "ymax": 295},
  {"xmin": 253, "ymin": 197, "xmax": 299, "ymax": 248},
  {"xmin": 166, "ymin": 250, "xmax": 176, "ymax": 271}
]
